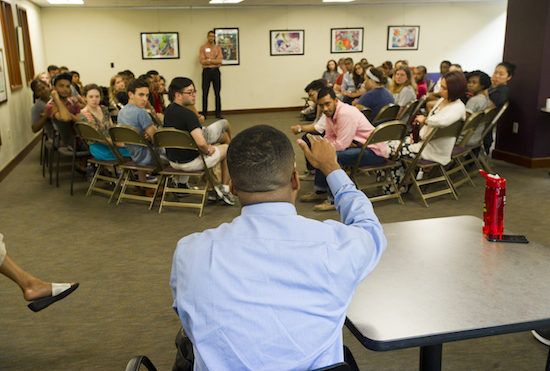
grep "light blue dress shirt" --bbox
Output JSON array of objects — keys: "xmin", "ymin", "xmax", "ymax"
[{"xmin": 170, "ymin": 170, "xmax": 387, "ymax": 371}]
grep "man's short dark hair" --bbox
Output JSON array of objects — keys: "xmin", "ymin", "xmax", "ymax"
[
  {"xmin": 441, "ymin": 60, "xmax": 451, "ymax": 67},
  {"xmin": 466, "ymin": 70, "xmax": 491, "ymax": 90},
  {"xmin": 127, "ymin": 78, "xmax": 150, "ymax": 94},
  {"xmin": 416, "ymin": 65, "xmax": 427, "ymax": 75},
  {"xmin": 52, "ymin": 72, "xmax": 73, "ymax": 86},
  {"xmin": 47, "ymin": 65, "xmax": 59, "ymax": 72},
  {"xmin": 317, "ymin": 87, "xmax": 336, "ymax": 101},
  {"xmin": 147, "ymin": 70, "xmax": 159, "ymax": 77},
  {"xmin": 344, "ymin": 57, "xmax": 353, "ymax": 64},
  {"xmin": 168, "ymin": 77, "xmax": 193, "ymax": 102},
  {"xmin": 305, "ymin": 79, "xmax": 326, "ymax": 93},
  {"xmin": 227, "ymin": 125, "xmax": 295, "ymax": 193},
  {"xmin": 118, "ymin": 70, "xmax": 134, "ymax": 78},
  {"xmin": 208, "ymin": 30, "xmax": 215, "ymax": 36}
]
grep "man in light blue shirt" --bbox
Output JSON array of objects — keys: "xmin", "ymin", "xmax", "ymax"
[{"xmin": 170, "ymin": 125, "xmax": 387, "ymax": 370}]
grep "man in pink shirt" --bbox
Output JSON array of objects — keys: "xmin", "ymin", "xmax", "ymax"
[
  {"xmin": 199, "ymin": 30, "xmax": 223, "ymax": 119},
  {"xmin": 300, "ymin": 87, "xmax": 388, "ymax": 211}
]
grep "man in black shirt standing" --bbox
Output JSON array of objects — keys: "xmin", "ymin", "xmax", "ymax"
[{"xmin": 163, "ymin": 77, "xmax": 234, "ymax": 206}]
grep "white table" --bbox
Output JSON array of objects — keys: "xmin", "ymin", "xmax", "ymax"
[{"xmin": 345, "ymin": 215, "xmax": 550, "ymax": 371}]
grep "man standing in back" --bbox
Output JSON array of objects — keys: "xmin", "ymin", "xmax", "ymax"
[{"xmin": 199, "ymin": 30, "xmax": 223, "ymax": 120}]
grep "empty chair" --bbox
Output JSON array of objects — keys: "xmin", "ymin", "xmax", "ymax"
[{"xmin": 371, "ymin": 103, "xmax": 400, "ymax": 126}]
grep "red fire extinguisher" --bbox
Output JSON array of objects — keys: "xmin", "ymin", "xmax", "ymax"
[{"xmin": 480, "ymin": 170, "xmax": 506, "ymax": 239}]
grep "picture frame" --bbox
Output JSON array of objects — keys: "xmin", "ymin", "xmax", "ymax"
[
  {"xmin": 214, "ymin": 28, "xmax": 240, "ymax": 66},
  {"xmin": 331, "ymin": 28, "xmax": 363, "ymax": 53},
  {"xmin": 0, "ymin": 49, "xmax": 7, "ymax": 104},
  {"xmin": 270, "ymin": 30, "xmax": 305, "ymax": 56},
  {"xmin": 387, "ymin": 26, "xmax": 420, "ymax": 50},
  {"xmin": 140, "ymin": 32, "xmax": 180, "ymax": 59}
]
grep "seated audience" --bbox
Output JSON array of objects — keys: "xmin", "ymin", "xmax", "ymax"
[
  {"xmin": 462, "ymin": 70, "xmax": 491, "ymax": 146},
  {"xmin": 431, "ymin": 60, "xmax": 451, "ymax": 93},
  {"xmin": 0, "ymin": 233, "xmax": 79, "ymax": 312},
  {"xmin": 34, "ymin": 72, "xmax": 50, "ymax": 87},
  {"xmin": 80, "ymin": 83, "xmax": 131, "ymax": 160},
  {"xmin": 147, "ymin": 70, "xmax": 164, "ymax": 114},
  {"xmin": 414, "ymin": 65, "xmax": 428, "ymax": 99},
  {"xmin": 381, "ymin": 60, "xmax": 394, "ymax": 79},
  {"xmin": 47, "ymin": 65, "xmax": 59, "ymax": 78},
  {"xmin": 45, "ymin": 72, "xmax": 81, "ymax": 141},
  {"xmin": 449, "ymin": 64, "xmax": 463, "ymax": 73},
  {"xmin": 31, "ymin": 79, "xmax": 51, "ymax": 133},
  {"xmin": 384, "ymin": 71, "xmax": 467, "ymax": 193},
  {"xmin": 333, "ymin": 58, "xmax": 347, "ymax": 97},
  {"xmin": 342, "ymin": 62, "xmax": 367, "ymax": 103},
  {"xmin": 322, "ymin": 59, "xmax": 339, "ymax": 87},
  {"xmin": 158, "ymin": 75, "xmax": 167, "ymax": 109},
  {"xmin": 163, "ymin": 77, "xmax": 234, "ymax": 205},
  {"xmin": 300, "ymin": 87, "xmax": 387, "ymax": 211},
  {"xmin": 118, "ymin": 69, "xmax": 135, "ymax": 86},
  {"xmin": 117, "ymin": 78, "xmax": 160, "ymax": 187},
  {"xmin": 290, "ymin": 79, "xmax": 328, "ymax": 180},
  {"xmin": 59, "ymin": 66, "xmax": 69, "ymax": 73},
  {"xmin": 170, "ymin": 124, "xmax": 386, "ymax": 371},
  {"xmin": 488, "ymin": 61, "xmax": 515, "ymax": 108},
  {"xmin": 70, "ymin": 71, "xmax": 83, "ymax": 96},
  {"xmin": 340, "ymin": 58, "xmax": 356, "ymax": 104},
  {"xmin": 108, "ymin": 74, "xmax": 126, "ymax": 115},
  {"xmin": 355, "ymin": 67, "xmax": 394, "ymax": 122},
  {"xmin": 389, "ymin": 65, "xmax": 417, "ymax": 115}
]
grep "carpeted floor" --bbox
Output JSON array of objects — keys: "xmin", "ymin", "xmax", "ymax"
[{"xmin": 0, "ymin": 111, "xmax": 548, "ymax": 370}]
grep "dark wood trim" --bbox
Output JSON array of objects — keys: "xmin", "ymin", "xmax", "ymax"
[
  {"xmin": 207, "ymin": 106, "xmax": 302, "ymax": 115},
  {"xmin": 492, "ymin": 149, "xmax": 550, "ymax": 169},
  {"xmin": 0, "ymin": 134, "xmax": 41, "ymax": 183}
]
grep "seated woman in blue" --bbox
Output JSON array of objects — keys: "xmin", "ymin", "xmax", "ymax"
[
  {"xmin": 355, "ymin": 67, "xmax": 394, "ymax": 123},
  {"xmin": 79, "ymin": 84, "xmax": 130, "ymax": 160}
]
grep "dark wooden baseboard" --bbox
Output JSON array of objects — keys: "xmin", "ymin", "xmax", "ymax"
[
  {"xmin": 206, "ymin": 106, "xmax": 302, "ymax": 115},
  {"xmin": 0, "ymin": 135, "xmax": 41, "ymax": 183},
  {"xmin": 492, "ymin": 149, "xmax": 550, "ymax": 168}
]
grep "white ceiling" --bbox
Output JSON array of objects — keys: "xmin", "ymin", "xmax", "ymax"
[{"xmin": 29, "ymin": 0, "xmax": 506, "ymax": 9}]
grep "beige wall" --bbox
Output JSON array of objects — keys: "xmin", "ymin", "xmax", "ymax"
[
  {"xmin": 0, "ymin": 0, "xmax": 45, "ymax": 172},
  {"xmin": 1, "ymin": 2, "xmax": 507, "ymax": 173},
  {"xmin": 41, "ymin": 3, "xmax": 507, "ymax": 112}
]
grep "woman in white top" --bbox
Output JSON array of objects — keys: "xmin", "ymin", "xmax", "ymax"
[
  {"xmin": 389, "ymin": 65, "xmax": 417, "ymax": 116},
  {"xmin": 384, "ymin": 71, "xmax": 467, "ymax": 193}
]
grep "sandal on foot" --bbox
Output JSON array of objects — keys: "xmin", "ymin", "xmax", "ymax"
[{"xmin": 28, "ymin": 283, "xmax": 79, "ymax": 312}]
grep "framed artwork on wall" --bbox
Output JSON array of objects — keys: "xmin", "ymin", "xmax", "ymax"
[
  {"xmin": 0, "ymin": 49, "xmax": 7, "ymax": 104},
  {"xmin": 387, "ymin": 26, "xmax": 420, "ymax": 50},
  {"xmin": 331, "ymin": 28, "xmax": 363, "ymax": 53},
  {"xmin": 140, "ymin": 32, "xmax": 180, "ymax": 59},
  {"xmin": 270, "ymin": 30, "xmax": 305, "ymax": 56},
  {"xmin": 214, "ymin": 28, "xmax": 240, "ymax": 66}
]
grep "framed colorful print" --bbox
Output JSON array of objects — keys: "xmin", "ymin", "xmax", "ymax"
[
  {"xmin": 270, "ymin": 30, "xmax": 305, "ymax": 56},
  {"xmin": 141, "ymin": 32, "xmax": 180, "ymax": 59},
  {"xmin": 387, "ymin": 26, "xmax": 420, "ymax": 50},
  {"xmin": 331, "ymin": 28, "xmax": 363, "ymax": 53},
  {"xmin": 0, "ymin": 49, "xmax": 7, "ymax": 104},
  {"xmin": 214, "ymin": 28, "xmax": 240, "ymax": 66}
]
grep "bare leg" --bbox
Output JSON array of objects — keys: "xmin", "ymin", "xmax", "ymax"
[
  {"xmin": 137, "ymin": 170, "xmax": 148, "ymax": 183},
  {"xmin": 215, "ymin": 144, "xmax": 230, "ymax": 186},
  {"xmin": 0, "ymin": 253, "xmax": 52, "ymax": 301}
]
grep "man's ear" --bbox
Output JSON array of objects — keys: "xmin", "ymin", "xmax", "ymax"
[
  {"xmin": 229, "ymin": 180, "xmax": 237, "ymax": 196},
  {"xmin": 291, "ymin": 170, "xmax": 300, "ymax": 191}
]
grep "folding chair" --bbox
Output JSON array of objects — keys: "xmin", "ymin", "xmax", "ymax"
[
  {"xmin": 360, "ymin": 107, "xmax": 373, "ymax": 121},
  {"xmin": 446, "ymin": 111, "xmax": 486, "ymax": 191},
  {"xmin": 399, "ymin": 96, "xmax": 427, "ymax": 127},
  {"xmin": 53, "ymin": 120, "xmax": 91, "ymax": 195},
  {"xmin": 371, "ymin": 103, "xmax": 400, "ymax": 126},
  {"xmin": 74, "ymin": 121, "xmax": 128, "ymax": 203},
  {"xmin": 109, "ymin": 125, "xmax": 165, "ymax": 209},
  {"xmin": 153, "ymin": 128, "xmax": 213, "ymax": 216},
  {"xmin": 125, "ymin": 356, "xmax": 156, "ymax": 371},
  {"xmin": 42, "ymin": 120, "xmax": 56, "ymax": 182},
  {"xmin": 346, "ymin": 121, "xmax": 408, "ymax": 205},
  {"xmin": 479, "ymin": 102, "xmax": 509, "ymax": 173},
  {"xmin": 399, "ymin": 119, "xmax": 465, "ymax": 207}
]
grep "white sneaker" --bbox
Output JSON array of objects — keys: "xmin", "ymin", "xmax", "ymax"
[
  {"xmin": 146, "ymin": 175, "xmax": 158, "ymax": 184},
  {"xmin": 214, "ymin": 186, "xmax": 235, "ymax": 206},
  {"xmin": 301, "ymin": 106, "xmax": 315, "ymax": 115}
]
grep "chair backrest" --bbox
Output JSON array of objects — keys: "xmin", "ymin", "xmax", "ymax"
[
  {"xmin": 479, "ymin": 102, "xmax": 508, "ymax": 139},
  {"xmin": 54, "ymin": 120, "xmax": 76, "ymax": 148},
  {"xmin": 371, "ymin": 103, "xmax": 400, "ymax": 125},
  {"xmin": 404, "ymin": 95, "xmax": 428, "ymax": 127},
  {"xmin": 43, "ymin": 119, "xmax": 56, "ymax": 140},
  {"xmin": 148, "ymin": 110, "xmax": 163, "ymax": 127},
  {"xmin": 360, "ymin": 107, "xmax": 372, "ymax": 121},
  {"xmin": 351, "ymin": 121, "xmax": 407, "ymax": 172},
  {"xmin": 397, "ymin": 99, "xmax": 418, "ymax": 121},
  {"xmin": 74, "ymin": 121, "xmax": 125, "ymax": 163},
  {"xmin": 153, "ymin": 127, "xmax": 210, "ymax": 173},
  {"xmin": 109, "ymin": 124, "xmax": 164, "ymax": 170},
  {"xmin": 456, "ymin": 111, "xmax": 485, "ymax": 147}
]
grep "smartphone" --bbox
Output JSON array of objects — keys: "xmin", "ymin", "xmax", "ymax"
[{"xmin": 486, "ymin": 234, "xmax": 529, "ymax": 243}]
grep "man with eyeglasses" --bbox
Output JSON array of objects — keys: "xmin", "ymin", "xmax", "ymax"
[{"xmin": 163, "ymin": 77, "xmax": 234, "ymax": 205}]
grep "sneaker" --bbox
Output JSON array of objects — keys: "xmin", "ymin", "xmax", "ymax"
[
  {"xmin": 313, "ymin": 199, "xmax": 336, "ymax": 212},
  {"xmin": 207, "ymin": 192, "xmax": 217, "ymax": 202},
  {"xmin": 214, "ymin": 186, "xmax": 235, "ymax": 206},
  {"xmin": 298, "ymin": 172, "xmax": 315, "ymax": 181},
  {"xmin": 146, "ymin": 175, "xmax": 158, "ymax": 184},
  {"xmin": 532, "ymin": 329, "xmax": 550, "ymax": 346},
  {"xmin": 301, "ymin": 106, "xmax": 315, "ymax": 115},
  {"xmin": 300, "ymin": 191, "xmax": 328, "ymax": 202}
]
